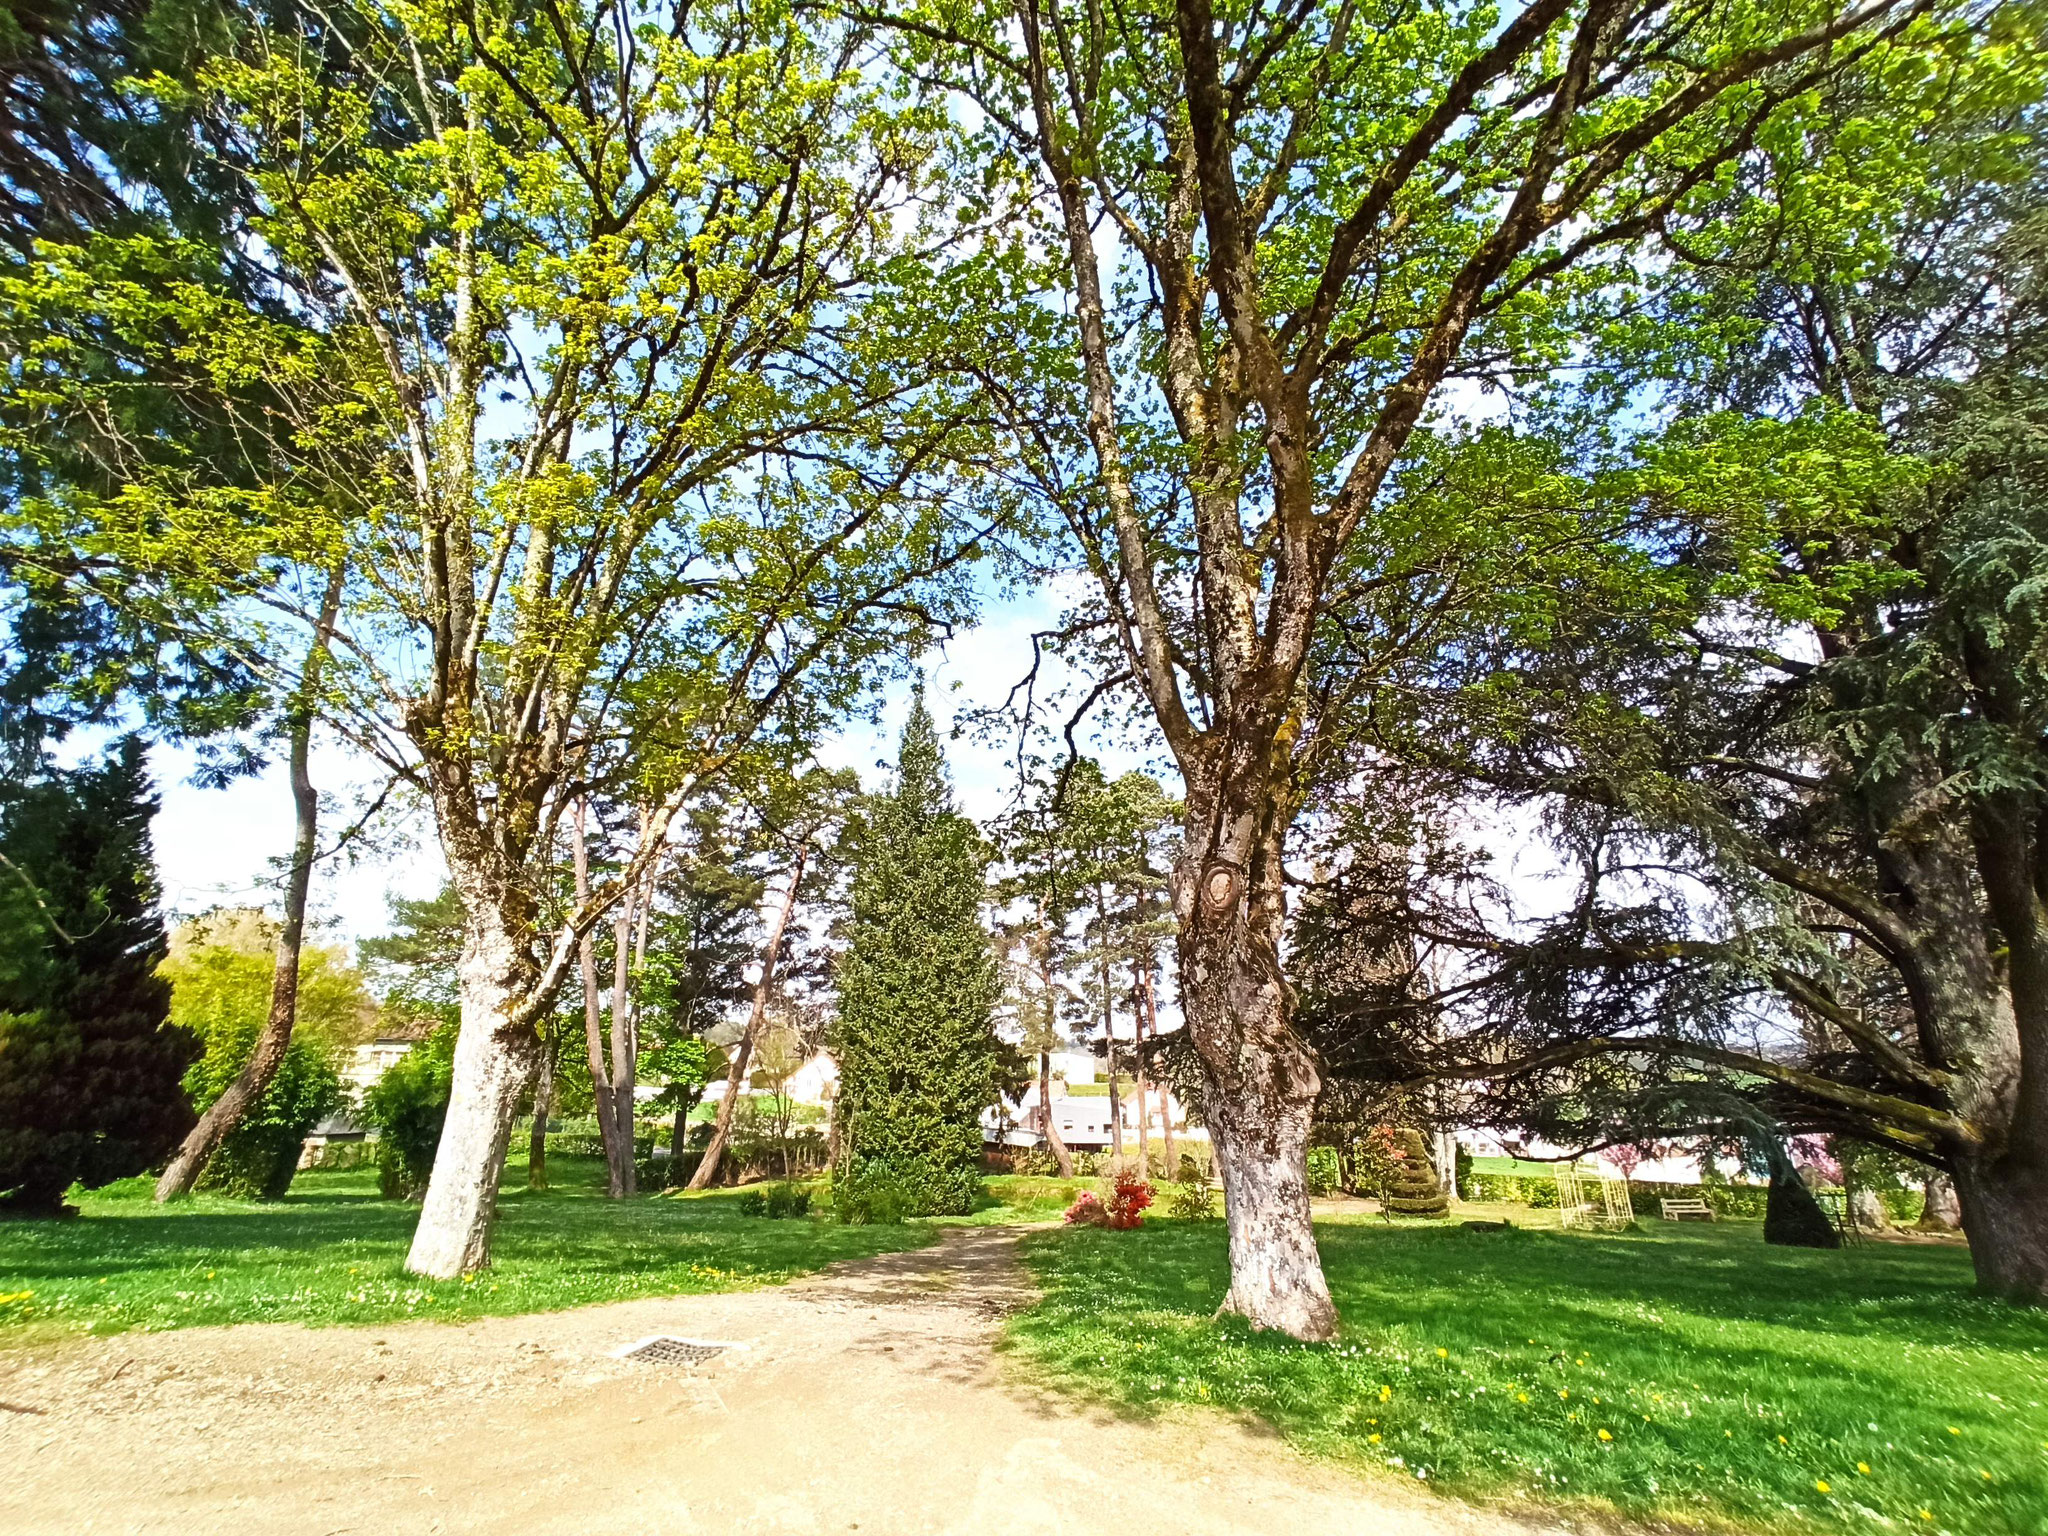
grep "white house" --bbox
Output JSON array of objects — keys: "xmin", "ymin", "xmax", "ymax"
[{"xmin": 987, "ymin": 1077, "xmax": 1207, "ymax": 1153}]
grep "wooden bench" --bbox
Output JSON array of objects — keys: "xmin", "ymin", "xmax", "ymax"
[{"xmin": 1660, "ymin": 1197, "xmax": 1715, "ymax": 1222}]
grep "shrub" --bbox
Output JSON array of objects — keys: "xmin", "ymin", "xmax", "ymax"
[
  {"xmin": 360, "ymin": 1024, "xmax": 457, "ymax": 1199},
  {"xmin": 831, "ymin": 1163, "xmax": 966, "ymax": 1228},
  {"xmin": 1306, "ymin": 1145, "xmax": 1342, "ymax": 1197},
  {"xmin": 838, "ymin": 1176, "xmax": 912, "ymax": 1225},
  {"xmin": 738, "ymin": 1181, "xmax": 813, "ymax": 1218},
  {"xmin": 1381, "ymin": 1128, "xmax": 1449, "ymax": 1217},
  {"xmin": 198, "ymin": 1042, "xmax": 347, "ymax": 1199},
  {"xmin": 1062, "ymin": 1174, "xmax": 1153, "ymax": 1228},
  {"xmin": 1166, "ymin": 1177, "xmax": 1216, "ymax": 1221},
  {"xmin": 163, "ymin": 911, "xmax": 375, "ymax": 1198},
  {"xmin": 1063, "ymin": 1189, "xmax": 1108, "ymax": 1226}
]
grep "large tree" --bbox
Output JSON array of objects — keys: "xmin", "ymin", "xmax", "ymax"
[
  {"xmin": 889, "ymin": 0, "xmax": 1944, "ymax": 1334},
  {"xmin": 1368, "ymin": 24, "xmax": 2048, "ymax": 1298},
  {"xmin": 0, "ymin": 738, "xmax": 196, "ymax": 1213},
  {"xmin": 5, "ymin": 0, "xmax": 1017, "ymax": 1275},
  {"xmin": 832, "ymin": 690, "xmax": 1003, "ymax": 1219}
]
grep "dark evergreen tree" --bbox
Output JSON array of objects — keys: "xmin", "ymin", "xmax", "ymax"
[
  {"xmin": 0, "ymin": 737, "xmax": 196, "ymax": 1213},
  {"xmin": 832, "ymin": 690, "xmax": 1000, "ymax": 1220}
]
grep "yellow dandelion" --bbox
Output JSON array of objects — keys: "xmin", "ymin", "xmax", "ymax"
[
  {"xmin": 1369, "ymin": 1433, "xmax": 1382, "ymax": 1444},
  {"xmin": 1856, "ymin": 1463, "xmax": 1871, "ymax": 1475},
  {"xmin": 1815, "ymin": 1481, "xmax": 1832, "ymax": 1495},
  {"xmin": 1778, "ymin": 1436, "xmax": 1788, "ymax": 1445},
  {"xmin": 1436, "ymin": 1348, "xmax": 1448, "ymax": 1359},
  {"xmin": 1516, "ymin": 1392, "xmax": 1530, "ymax": 1404},
  {"xmin": 1919, "ymin": 1512, "xmax": 1933, "ymax": 1522},
  {"xmin": 1598, "ymin": 1429, "xmax": 1613, "ymax": 1442},
  {"xmin": 1379, "ymin": 1385, "xmax": 1393, "ymax": 1402},
  {"xmin": 1559, "ymin": 1389, "xmax": 1570, "ymax": 1399},
  {"xmin": 1948, "ymin": 1427, "xmax": 1961, "ymax": 1436},
  {"xmin": 1981, "ymin": 1470, "xmax": 1993, "ymax": 1481}
]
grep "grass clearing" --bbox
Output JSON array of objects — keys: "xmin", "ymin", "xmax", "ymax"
[
  {"xmin": 1006, "ymin": 1212, "xmax": 2048, "ymax": 1536},
  {"xmin": 0, "ymin": 1152, "xmax": 931, "ymax": 1343},
  {"xmin": 930, "ymin": 1174, "xmax": 1085, "ymax": 1227}
]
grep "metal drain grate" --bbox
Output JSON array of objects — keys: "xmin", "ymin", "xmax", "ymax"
[{"xmin": 619, "ymin": 1336, "xmax": 729, "ymax": 1367}]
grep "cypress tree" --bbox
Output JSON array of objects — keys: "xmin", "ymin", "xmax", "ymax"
[
  {"xmin": 833, "ymin": 690, "xmax": 1000, "ymax": 1220},
  {"xmin": 0, "ymin": 737, "xmax": 197, "ymax": 1213}
]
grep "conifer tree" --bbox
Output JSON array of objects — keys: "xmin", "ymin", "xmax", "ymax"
[
  {"xmin": 833, "ymin": 690, "xmax": 1000, "ymax": 1220},
  {"xmin": 0, "ymin": 737, "xmax": 196, "ymax": 1213}
]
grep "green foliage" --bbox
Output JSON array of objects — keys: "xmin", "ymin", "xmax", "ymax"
[
  {"xmin": 1010, "ymin": 1220, "xmax": 2046, "ymax": 1536},
  {"xmin": 0, "ymin": 739, "xmax": 196, "ymax": 1213},
  {"xmin": 1165, "ymin": 1177, "xmax": 1218, "ymax": 1222},
  {"xmin": 832, "ymin": 691, "xmax": 1002, "ymax": 1222},
  {"xmin": 360, "ymin": 1025, "xmax": 457, "ymax": 1200},
  {"xmin": 643, "ymin": 1036, "xmax": 715, "ymax": 1114},
  {"xmin": 736, "ymin": 1182, "xmax": 814, "ymax": 1219},
  {"xmin": 1305, "ymin": 1146, "xmax": 1342, "ymax": 1198},
  {"xmin": 357, "ymin": 886, "xmax": 464, "ymax": 1026},
  {"xmin": 162, "ymin": 911, "xmax": 368, "ymax": 1199},
  {"xmin": 1381, "ymin": 1129, "xmax": 1449, "ymax": 1218},
  {"xmin": 195, "ymin": 1048, "xmax": 344, "ymax": 1201}
]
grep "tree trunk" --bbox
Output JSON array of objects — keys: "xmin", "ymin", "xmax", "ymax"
[
  {"xmin": 1918, "ymin": 1172, "xmax": 1962, "ymax": 1231},
  {"xmin": 1178, "ymin": 811, "xmax": 1339, "ymax": 1340},
  {"xmin": 609, "ymin": 895, "xmax": 638, "ymax": 1197},
  {"xmin": 155, "ymin": 566, "xmax": 342, "ymax": 1203},
  {"xmin": 404, "ymin": 905, "xmax": 542, "ymax": 1278},
  {"xmin": 1140, "ymin": 959, "xmax": 1176, "ymax": 1174},
  {"xmin": 1107, "ymin": 1048, "xmax": 1125, "ymax": 1160},
  {"xmin": 1100, "ymin": 938, "xmax": 1124, "ymax": 1161},
  {"xmin": 1848, "ymin": 1184, "xmax": 1890, "ymax": 1231},
  {"xmin": 1132, "ymin": 965, "xmax": 1152, "ymax": 1174},
  {"xmin": 1038, "ymin": 1050, "xmax": 1074, "ymax": 1177},
  {"xmin": 688, "ymin": 846, "xmax": 805, "ymax": 1191},
  {"xmin": 572, "ymin": 802, "xmax": 627, "ymax": 1197},
  {"xmin": 1953, "ymin": 1155, "xmax": 2048, "ymax": 1301},
  {"xmin": 527, "ymin": 1032, "xmax": 551, "ymax": 1192},
  {"xmin": 669, "ymin": 1096, "xmax": 691, "ymax": 1183}
]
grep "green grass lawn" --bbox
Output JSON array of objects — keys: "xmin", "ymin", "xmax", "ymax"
[
  {"xmin": 0, "ymin": 1152, "xmax": 931, "ymax": 1344},
  {"xmin": 933, "ymin": 1174, "xmax": 1086, "ymax": 1226},
  {"xmin": 1006, "ymin": 1213, "xmax": 2048, "ymax": 1536}
]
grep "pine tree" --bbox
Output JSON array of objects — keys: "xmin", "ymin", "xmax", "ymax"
[
  {"xmin": 0, "ymin": 737, "xmax": 197, "ymax": 1213},
  {"xmin": 832, "ymin": 690, "xmax": 1000, "ymax": 1220}
]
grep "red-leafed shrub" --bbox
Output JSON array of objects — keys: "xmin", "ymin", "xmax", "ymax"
[
  {"xmin": 1065, "ymin": 1170, "xmax": 1156, "ymax": 1229},
  {"xmin": 1105, "ymin": 1169, "xmax": 1154, "ymax": 1229}
]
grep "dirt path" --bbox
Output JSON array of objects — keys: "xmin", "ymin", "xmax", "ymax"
[{"xmin": 1, "ymin": 1226, "xmax": 1565, "ymax": 1536}]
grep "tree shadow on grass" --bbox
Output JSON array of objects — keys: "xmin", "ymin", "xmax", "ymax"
[
  {"xmin": 1006, "ymin": 1217, "xmax": 2048, "ymax": 1536},
  {"xmin": 0, "ymin": 1160, "xmax": 929, "ymax": 1337}
]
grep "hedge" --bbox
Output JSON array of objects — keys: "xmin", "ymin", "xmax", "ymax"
[{"xmin": 1463, "ymin": 1170, "xmax": 1925, "ymax": 1224}]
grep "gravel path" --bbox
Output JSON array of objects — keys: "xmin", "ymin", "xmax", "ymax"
[{"xmin": 1, "ymin": 1224, "xmax": 1570, "ymax": 1535}]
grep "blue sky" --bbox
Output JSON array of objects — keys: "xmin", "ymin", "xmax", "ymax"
[{"xmin": 142, "ymin": 578, "xmax": 1164, "ymax": 948}]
